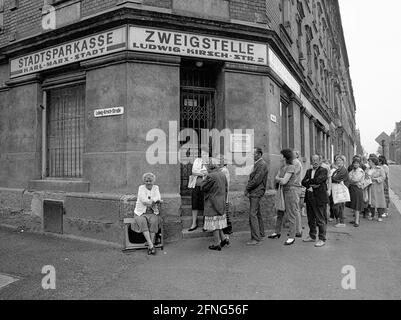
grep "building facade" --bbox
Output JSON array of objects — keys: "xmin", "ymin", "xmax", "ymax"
[
  {"xmin": 389, "ymin": 121, "xmax": 401, "ymax": 164},
  {"xmin": 0, "ymin": 0, "xmax": 357, "ymax": 244}
]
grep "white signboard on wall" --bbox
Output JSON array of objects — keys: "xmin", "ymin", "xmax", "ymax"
[
  {"xmin": 94, "ymin": 106, "xmax": 124, "ymax": 118},
  {"xmin": 268, "ymin": 47, "xmax": 301, "ymax": 97},
  {"xmin": 10, "ymin": 27, "xmax": 127, "ymax": 78},
  {"xmin": 129, "ymin": 26, "xmax": 268, "ymax": 66}
]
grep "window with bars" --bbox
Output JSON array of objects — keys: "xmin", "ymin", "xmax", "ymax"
[{"xmin": 47, "ymin": 84, "xmax": 85, "ymax": 178}]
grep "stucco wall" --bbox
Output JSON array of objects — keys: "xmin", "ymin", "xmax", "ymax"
[{"xmin": 0, "ymin": 82, "xmax": 42, "ymax": 188}]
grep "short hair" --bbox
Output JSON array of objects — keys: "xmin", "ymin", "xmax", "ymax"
[
  {"xmin": 335, "ymin": 154, "xmax": 346, "ymax": 162},
  {"xmin": 142, "ymin": 172, "xmax": 156, "ymax": 183},
  {"xmin": 369, "ymin": 157, "xmax": 379, "ymax": 166},
  {"xmin": 199, "ymin": 146, "xmax": 210, "ymax": 157},
  {"xmin": 254, "ymin": 147, "xmax": 263, "ymax": 156},
  {"xmin": 352, "ymin": 158, "xmax": 361, "ymax": 166},
  {"xmin": 378, "ymin": 155, "xmax": 388, "ymax": 165},
  {"xmin": 281, "ymin": 148, "xmax": 294, "ymax": 165}
]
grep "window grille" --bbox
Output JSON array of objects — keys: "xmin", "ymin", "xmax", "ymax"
[{"xmin": 47, "ymin": 84, "xmax": 85, "ymax": 178}]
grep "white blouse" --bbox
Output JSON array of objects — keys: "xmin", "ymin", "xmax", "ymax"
[{"xmin": 134, "ymin": 185, "xmax": 161, "ymax": 216}]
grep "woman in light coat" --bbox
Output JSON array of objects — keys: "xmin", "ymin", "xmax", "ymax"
[{"xmin": 367, "ymin": 156, "xmax": 386, "ymax": 222}]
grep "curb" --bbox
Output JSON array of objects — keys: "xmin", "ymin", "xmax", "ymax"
[
  {"xmin": 389, "ymin": 188, "xmax": 401, "ymax": 215},
  {"xmin": 0, "ymin": 223, "xmax": 122, "ymax": 249}
]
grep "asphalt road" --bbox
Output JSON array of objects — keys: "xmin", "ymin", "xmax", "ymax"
[{"xmin": 1, "ymin": 166, "xmax": 401, "ymax": 300}]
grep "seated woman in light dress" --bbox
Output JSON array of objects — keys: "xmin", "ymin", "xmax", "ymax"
[{"xmin": 131, "ymin": 172, "xmax": 161, "ymax": 255}]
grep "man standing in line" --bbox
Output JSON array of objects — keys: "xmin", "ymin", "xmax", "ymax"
[
  {"xmin": 244, "ymin": 147, "xmax": 269, "ymax": 246},
  {"xmin": 301, "ymin": 154, "xmax": 329, "ymax": 248}
]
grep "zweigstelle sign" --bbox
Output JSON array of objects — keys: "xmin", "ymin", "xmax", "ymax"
[
  {"xmin": 129, "ymin": 26, "xmax": 267, "ymax": 65},
  {"xmin": 10, "ymin": 27, "xmax": 127, "ymax": 78}
]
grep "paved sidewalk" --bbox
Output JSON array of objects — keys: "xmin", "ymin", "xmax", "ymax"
[{"xmin": 1, "ymin": 201, "xmax": 401, "ymax": 299}]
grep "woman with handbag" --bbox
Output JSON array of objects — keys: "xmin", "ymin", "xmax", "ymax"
[
  {"xmin": 188, "ymin": 147, "xmax": 209, "ymax": 231},
  {"xmin": 367, "ymin": 156, "xmax": 386, "ymax": 222},
  {"xmin": 331, "ymin": 155, "xmax": 349, "ymax": 227},
  {"xmin": 378, "ymin": 155, "xmax": 390, "ymax": 217},
  {"xmin": 270, "ymin": 149, "xmax": 301, "ymax": 246},
  {"xmin": 268, "ymin": 157, "xmax": 287, "ymax": 240},
  {"xmin": 348, "ymin": 158, "xmax": 365, "ymax": 227}
]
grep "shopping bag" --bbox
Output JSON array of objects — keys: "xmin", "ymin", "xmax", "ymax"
[
  {"xmin": 361, "ymin": 176, "xmax": 372, "ymax": 189},
  {"xmin": 331, "ymin": 181, "xmax": 351, "ymax": 204},
  {"xmin": 188, "ymin": 175, "xmax": 197, "ymax": 189},
  {"xmin": 275, "ymin": 185, "xmax": 285, "ymax": 211}
]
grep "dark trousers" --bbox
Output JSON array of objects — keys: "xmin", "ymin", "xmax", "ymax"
[
  {"xmin": 369, "ymin": 206, "xmax": 384, "ymax": 218},
  {"xmin": 249, "ymin": 197, "xmax": 265, "ymax": 241},
  {"xmin": 306, "ymin": 198, "xmax": 327, "ymax": 242},
  {"xmin": 329, "ymin": 195, "xmax": 335, "ymax": 219},
  {"xmin": 332, "ymin": 202, "xmax": 345, "ymax": 223}
]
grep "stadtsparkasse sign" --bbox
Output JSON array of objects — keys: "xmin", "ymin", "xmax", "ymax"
[
  {"xmin": 10, "ymin": 27, "xmax": 127, "ymax": 78},
  {"xmin": 129, "ymin": 26, "xmax": 268, "ymax": 65}
]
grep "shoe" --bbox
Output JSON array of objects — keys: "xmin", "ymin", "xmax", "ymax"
[
  {"xmin": 221, "ymin": 238, "xmax": 230, "ymax": 247},
  {"xmin": 246, "ymin": 240, "xmax": 261, "ymax": 246},
  {"xmin": 208, "ymin": 244, "xmax": 221, "ymax": 251},
  {"xmin": 295, "ymin": 232, "xmax": 302, "ymax": 238},
  {"xmin": 268, "ymin": 233, "xmax": 281, "ymax": 239},
  {"xmin": 334, "ymin": 223, "xmax": 346, "ymax": 228},
  {"xmin": 368, "ymin": 217, "xmax": 373, "ymax": 221},
  {"xmin": 328, "ymin": 218, "xmax": 334, "ymax": 222},
  {"xmin": 284, "ymin": 238, "xmax": 295, "ymax": 246},
  {"xmin": 303, "ymin": 236, "xmax": 316, "ymax": 242},
  {"xmin": 382, "ymin": 213, "xmax": 388, "ymax": 218},
  {"xmin": 315, "ymin": 240, "xmax": 326, "ymax": 247},
  {"xmin": 147, "ymin": 246, "xmax": 156, "ymax": 255},
  {"xmin": 378, "ymin": 218, "xmax": 383, "ymax": 222},
  {"xmin": 354, "ymin": 223, "xmax": 359, "ymax": 227},
  {"xmin": 188, "ymin": 225, "xmax": 198, "ymax": 232}
]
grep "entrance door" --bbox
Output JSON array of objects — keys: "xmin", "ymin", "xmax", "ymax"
[{"xmin": 180, "ymin": 62, "xmax": 216, "ymax": 196}]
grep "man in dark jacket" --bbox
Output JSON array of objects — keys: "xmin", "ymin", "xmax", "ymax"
[
  {"xmin": 301, "ymin": 154, "xmax": 329, "ymax": 247},
  {"xmin": 244, "ymin": 147, "xmax": 269, "ymax": 245}
]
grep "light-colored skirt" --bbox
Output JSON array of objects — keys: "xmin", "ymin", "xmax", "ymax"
[{"xmin": 203, "ymin": 214, "xmax": 227, "ymax": 231}]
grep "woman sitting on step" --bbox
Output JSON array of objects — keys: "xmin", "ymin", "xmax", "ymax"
[{"xmin": 131, "ymin": 172, "xmax": 161, "ymax": 255}]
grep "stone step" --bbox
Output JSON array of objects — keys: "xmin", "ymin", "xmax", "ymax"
[
  {"xmin": 181, "ymin": 196, "xmax": 191, "ymax": 206},
  {"xmin": 180, "ymin": 205, "xmax": 192, "ymax": 216},
  {"xmin": 181, "ymin": 217, "xmax": 258, "ymax": 239}
]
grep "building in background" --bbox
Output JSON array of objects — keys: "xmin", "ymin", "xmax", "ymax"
[
  {"xmin": 389, "ymin": 121, "xmax": 401, "ymax": 163},
  {"xmin": 0, "ymin": 0, "xmax": 357, "ymax": 244}
]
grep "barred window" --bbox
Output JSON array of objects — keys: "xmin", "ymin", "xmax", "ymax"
[{"xmin": 47, "ymin": 84, "xmax": 85, "ymax": 178}]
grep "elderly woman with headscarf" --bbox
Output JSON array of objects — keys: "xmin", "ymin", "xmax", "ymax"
[
  {"xmin": 367, "ymin": 156, "xmax": 386, "ymax": 222},
  {"xmin": 200, "ymin": 161, "xmax": 229, "ymax": 251},
  {"xmin": 331, "ymin": 155, "xmax": 349, "ymax": 227},
  {"xmin": 132, "ymin": 172, "xmax": 161, "ymax": 255}
]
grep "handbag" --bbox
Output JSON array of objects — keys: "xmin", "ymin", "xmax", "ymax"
[
  {"xmin": 331, "ymin": 181, "xmax": 351, "ymax": 204},
  {"xmin": 275, "ymin": 185, "xmax": 285, "ymax": 211},
  {"xmin": 361, "ymin": 176, "xmax": 372, "ymax": 189}
]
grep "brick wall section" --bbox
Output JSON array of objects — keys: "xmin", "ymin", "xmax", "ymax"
[
  {"xmin": 0, "ymin": 0, "xmax": 42, "ymax": 47},
  {"xmin": 229, "ymin": 0, "xmax": 265, "ymax": 23},
  {"xmin": 143, "ymin": 0, "xmax": 171, "ymax": 9},
  {"xmin": 81, "ymin": 0, "xmax": 118, "ymax": 17}
]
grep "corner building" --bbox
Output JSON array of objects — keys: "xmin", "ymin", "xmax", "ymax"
[{"xmin": 0, "ymin": 0, "xmax": 357, "ymax": 244}]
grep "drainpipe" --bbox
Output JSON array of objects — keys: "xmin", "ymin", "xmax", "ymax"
[{"xmin": 42, "ymin": 91, "xmax": 47, "ymax": 179}]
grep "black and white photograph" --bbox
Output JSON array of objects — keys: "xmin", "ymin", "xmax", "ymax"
[{"xmin": 0, "ymin": 0, "xmax": 401, "ymax": 307}]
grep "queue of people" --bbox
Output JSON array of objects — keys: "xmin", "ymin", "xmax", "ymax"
[{"xmin": 131, "ymin": 147, "xmax": 391, "ymax": 254}]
